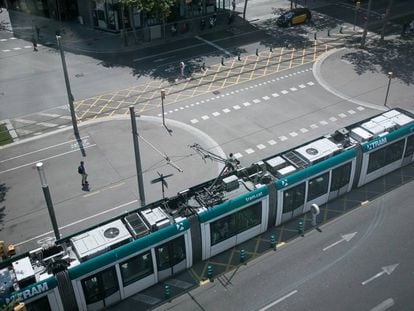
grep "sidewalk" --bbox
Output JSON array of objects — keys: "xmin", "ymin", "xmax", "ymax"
[{"xmin": 313, "ymin": 35, "xmax": 414, "ymax": 113}]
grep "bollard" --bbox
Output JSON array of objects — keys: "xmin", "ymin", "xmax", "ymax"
[
  {"xmin": 164, "ymin": 284, "xmax": 171, "ymax": 299},
  {"xmin": 238, "ymin": 53, "xmax": 241, "ymax": 61},
  {"xmin": 327, "ymin": 29, "xmax": 330, "ymax": 37},
  {"xmin": 339, "ymin": 26, "xmax": 343, "ymax": 34},
  {"xmin": 270, "ymin": 234, "xmax": 277, "ymax": 251},
  {"xmin": 298, "ymin": 220, "xmax": 304, "ymax": 236},
  {"xmin": 314, "ymin": 32, "xmax": 317, "ymax": 40},
  {"xmin": 207, "ymin": 264, "xmax": 214, "ymax": 281},
  {"xmin": 221, "ymin": 57, "xmax": 225, "ymax": 66},
  {"xmin": 270, "ymin": 46, "xmax": 273, "ymax": 52},
  {"xmin": 202, "ymin": 62, "xmax": 206, "ymax": 71},
  {"xmin": 240, "ymin": 248, "xmax": 246, "ymax": 263},
  {"xmin": 255, "ymin": 48, "xmax": 259, "ymax": 56}
]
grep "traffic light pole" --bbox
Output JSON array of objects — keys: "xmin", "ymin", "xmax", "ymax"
[{"xmin": 360, "ymin": 0, "xmax": 373, "ymax": 48}]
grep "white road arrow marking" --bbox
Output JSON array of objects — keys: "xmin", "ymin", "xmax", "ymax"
[
  {"xmin": 362, "ymin": 264, "xmax": 399, "ymax": 286},
  {"xmin": 323, "ymin": 232, "xmax": 357, "ymax": 251}
]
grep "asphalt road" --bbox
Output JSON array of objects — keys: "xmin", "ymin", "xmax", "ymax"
[{"xmin": 154, "ymin": 179, "xmax": 414, "ymax": 311}]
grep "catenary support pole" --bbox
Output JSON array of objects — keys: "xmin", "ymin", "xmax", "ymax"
[{"xmin": 129, "ymin": 106, "xmax": 146, "ymax": 207}]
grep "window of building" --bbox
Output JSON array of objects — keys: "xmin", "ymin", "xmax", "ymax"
[
  {"xmin": 404, "ymin": 135, "xmax": 414, "ymax": 157},
  {"xmin": 120, "ymin": 251, "xmax": 153, "ymax": 286},
  {"xmin": 210, "ymin": 202, "xmax": 262, "ymax": 245},
  {"xmin": 308, "ymin": 172, "xmax": 329, "ymax": 201},
  {"xmin": 330, "ymin": 163, "xmax": 352, "ymax": 192},
  {"xmin": 282, "ymin": 183, "xmax": 305, "ymax": 213}
]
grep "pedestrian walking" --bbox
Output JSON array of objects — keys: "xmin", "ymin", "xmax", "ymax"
[
  {"xmin": 78, "ymin": 161, "xmax": 88, "ymax": 188},
  {"xmin": 179, "ymin": 61, "xmax": 186, "ymax": 77},
  {"xmin": 35, "ymin": 25, "xmax": 40, "ymax": 39},
  {"xmin": 32, "ymin": 37, "xmax": 38, "ymax": 52}
]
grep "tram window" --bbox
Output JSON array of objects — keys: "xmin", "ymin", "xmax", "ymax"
[
  {"xmin": 120, "ymin": 251, "xmax": 153, "ymax": 286},
  {"xmin": 282, "ymin": 182, "xmax": 305, "ymax": 213},
  {"xmin": 384, "ymin": 140, "xmax": 404, "ymax": 165},
  {"xmin": 156, "ymin": 236, "xmax": 186, "ymax": 269},
  {"xmin": 210, "ymin": 214, "xmax": 236, "ymax": 245},
  {"xmin": 404, "ymin": 135, "xmax": 414, "ymax": 157},
  {"xmin": 308, "ymin": 172, "xmax": 329, "ymax": 201},
  {"xmin": 367, "ymin": 148, "xmax": 385, "ymax": 173},
  {"xmin": 25, "ymin": 296, "xmax": 52, "ymax": 311},
  {"xmin": 331, "ymin": 163, "xmax": 352, "ymax": 191},
  {"xmin": 81, "ymin": 267, "xmax": 119, "ymax": 304},
  {"xmin": 210, "ymin": 202, "xmax": 262, "ymax": 245},
  {"xmin": 235, "ymin": 202, "xmax": 262, "ymax": 233}
]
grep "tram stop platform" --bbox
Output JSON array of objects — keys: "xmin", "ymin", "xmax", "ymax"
[{"xmin": 108, "ymin": 162, "xmax": 414, "ymax": 311}]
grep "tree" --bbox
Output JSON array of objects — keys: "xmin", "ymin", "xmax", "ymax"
[{"xmin": 121, "ymin": 0, "xmax": 175, "ymax": 20}]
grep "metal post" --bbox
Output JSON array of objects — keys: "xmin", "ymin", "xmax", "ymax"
[
  {"xmin": 56, "ymin": 36, "xmax": 79, "ymax": 137},
  {"xmin": 36, "ymin": 163, "xmax": 60, "ymax": 240},
  {"xmin": 353, "ymin": 1, "xmax": 360, "ymax": 31},
  {"xmin": 381, "ymin": 0, "xmax": 395, "ymax": 40},
  {"xmin": 161, "ymin": 89, "xmax": 166, "ymax": 128},
  {"xmin": 360, "ymin": 0, "xmax": 373, "ymax": 48},
  {"xmin": 129, "ymin": 106, "xmax": 146, "ymax": 207},
  {"xmin": 384, "ymin": 72, "xmax": 393, "ymax": 107}
]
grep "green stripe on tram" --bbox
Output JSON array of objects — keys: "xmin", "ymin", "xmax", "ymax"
[
  {"xmin": 198, "ymin": 186, "xmax": 269, "ymax": 223},
  {"xmin": 68, "ymin": 219, "xmax": 189, "ymax": 280},
  {"xmin": 276, "ymin": 148, "xmax": 356, "ymax": 189}
]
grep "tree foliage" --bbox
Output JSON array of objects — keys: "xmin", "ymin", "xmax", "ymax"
[{"xmin": 121, "ymin": 0, "xmax": 176, "ymax": 18}]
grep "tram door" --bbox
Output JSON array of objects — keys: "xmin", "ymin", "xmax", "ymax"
[
  {"xmin": 81, "ymin": 267, "xmax": 120, "ymax": 311},
  {"xmin": 402, "ymin": 135, "xmax": 414, "ymax": 166},
  {"xmin": 156, "ymin": 235, "xmax": 187, "ymax": 281}
]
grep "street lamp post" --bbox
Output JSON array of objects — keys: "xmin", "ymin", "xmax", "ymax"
[
  {"xmin": 56, "ymin": 35, "xmax": 79, "ymax": 137},
  {"xmin": 384, "ymin": 71, "xmax": 393, "ymax": 107},
  {"xmin": 36, "ymin": 163, "xmax": 60, "ymax": 240},
  {"xmin": 161, "ymin": 89, "xmax": 172, "ymax": 134}
]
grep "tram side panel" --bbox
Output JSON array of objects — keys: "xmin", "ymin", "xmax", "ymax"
[
  {"xmin": 275, "ymin": 150, "xmax": 356, "ymax": 226},
  {"xmin": 69, "ymin": 221, "xmax": 191, "ymax": 310},
  {"xmin": 198, "ymin": 187, "xmax": 269, "ymax": 260},
  {"xmin": 358, "ymin": 128, "xmax": 414, "ymax": 187}
]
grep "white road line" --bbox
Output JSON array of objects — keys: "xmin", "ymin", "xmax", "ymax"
[
  {"xmin": 190, "ymin": 119, "xmax": 199, "ymax": 124},
  {"xmin": 243, "ymin": 102, "xmax": 251, "ymax": 106},
  {"xmin": 268, "ymin": 140, "xmax": 277, "ymax": 145},
  {"xmin": 0, "ymin": 144, "xmax": 96, "ymax": 174},
  {"xmin": 253, "ymin": 99, "xmax": 261, "ymax": 104},
  {"xmin": 234, "ymin": 153, "xmax": 243, "ymax": 158},
  {"xmin": 223, "ymin": 108, "xmax": 231, "ymax": 113},
  {"xmin": 320, "ymin": 120, "xmax": 328, "ymax": 125},
  {"xmin": 13, "ymin": 47, "xmax": 21, "ymax": 50},
  {"xmin": 279, "ymin": 136, "xmax": 288, "ymax": 141},
  {"xmin": 300, "ymin": 128, "xmax": 309, "ymax": 133},
  {"xmin": 15, "ymin": 199, "xmax": 138, "ymax": 247},
  {"xmin": 307, "ymin": 81, "xmax": 315, "ymax": 86},
  {"xmin": 38, "ymin": 122, "xmax": 58, "ymax": 128},
  {"xmin": 201, "ymin": 115, "xmax": 209, "ymax": 120},
  {"xmin": 59, "ymin": 116, "xmax": 72, "ymax": 120},
  {"xmin": 281, "ymin": 90, "xmax": 289, "ymax": 94},
  {"xmin": 258, "ymin": 290, "xmax": 298, "ymax": 311},
  {"xmin": 299, "ymin": 84, "xmax": 306, "ymax": 89},
  {"xmin": 212, "ymin": 112, "xmax": 220, "ymax": 117},
  {"xmin": 262, "ymin": 96, "xmax": 270, "ymax": 100},
  {"xmin": 257, "ymin": 144, "xmax": 266, "ymax": 149},
  {"xmin": 195, "ymin": 35, "xmax": 234, "ymax": 57},
  {"xmin": 233, "ymin": 105, "xmax": 241, "ymax": 110},
  {"xmin": 338, "ymin": 113, "xmax": 347, "ymax": 118},
  {"xmin": 289, "ymin": 132, "xmax": 298, "ymax": 137},
  {"xmin": 272, "ymin": 93, "xmax": 279, "ymax": 97},
  {"xmin": 2, "ymin": 49, "xmax": 11, "ymax": 52},
  {"xmin": 0, "ymin": 136, "xmax": 90, "ymax": 163},
  {"xmin": 310, "ymin": 124, "xmax": 319, "ymax": 129},
  {"xmin": 14, "ymin": 118, "xmax": 36, "ymax": 124},
  {"xmin": 369, "ymin": 298, "xmax": 395, "ymax": 311},
  {"xmin": 357, "ymin": 106, "xmax": 365, "ymax": 111},
  {"xmin": 290, "ymin": 87, "xmax": 298, "ymax": 91},
  {"xmin": 38, "ymin": 112, "xmax": 61, "ymax": 118},
  {"xmin": 348, "ymin": 110, "xmax": 356, "ymax": 114},
  {"xmin": 245, "ymin": 148, "xmax": 255, "ymax": 154},
  {"xmin": 329, "ymin": 117, "xmax": 337, "ymax": 122}
]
